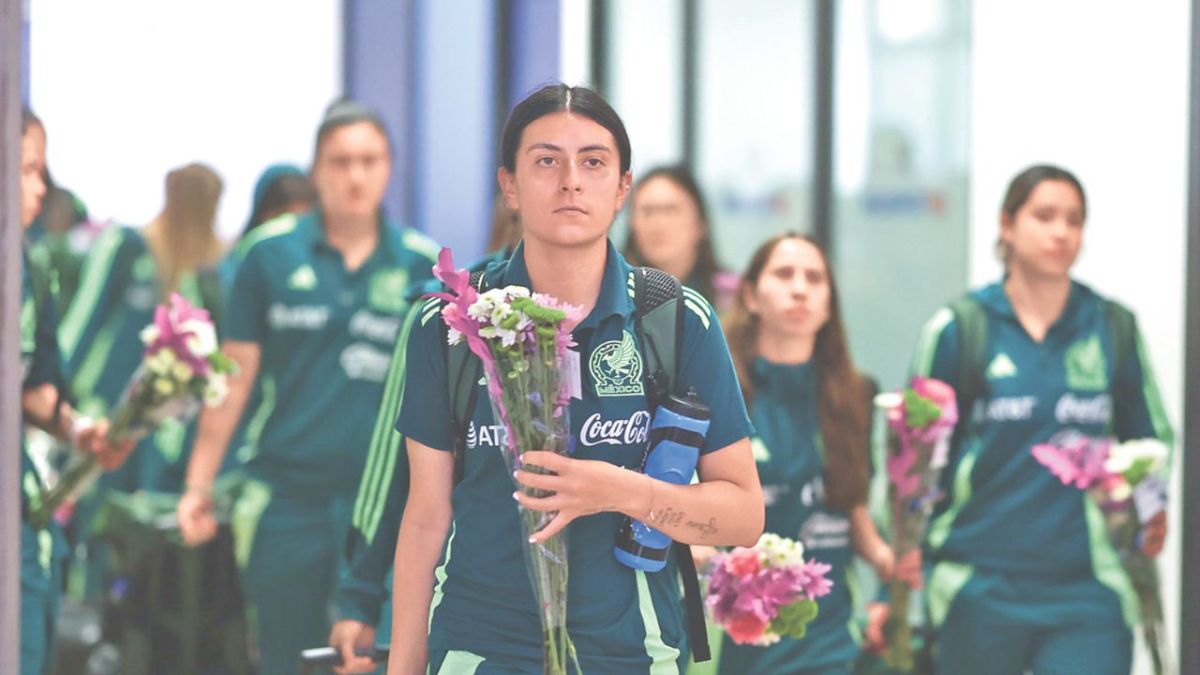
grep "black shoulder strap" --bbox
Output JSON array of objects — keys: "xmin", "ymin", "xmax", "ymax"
[
  {"xmin": 632, "ymin": 266, "xmax": 683, "ymax": 409},
  {"xmin": 633, "ymin": 266, "xmax": 711, "ymax": 662},
  {"xmin": 948, "ymin": 295, "xmax": 987, "ymax": 428},
  {"xmin": 447, "ymin": 271, "xmax": 488, "ymax": 484},
  {"xmin": 1103, "ymin": 299, "xmax": 1136, "ymax": 382}
]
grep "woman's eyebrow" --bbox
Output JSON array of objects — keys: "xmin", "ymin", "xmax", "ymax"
[{"xmin": 525, "ymin": 143, "xmax": 612, "ymax": 154}]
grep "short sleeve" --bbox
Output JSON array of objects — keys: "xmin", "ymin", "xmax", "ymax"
[
  {"xmin": 222, "ymin": 246, "xmax": 270, "ymax": 344},
  {"xmin": 673, "ymin": 289, "xmax": 753, "ymax": 455},
  {"xmin": 395, "ymin": 299, "xmax": 454, "ymax": 451}
]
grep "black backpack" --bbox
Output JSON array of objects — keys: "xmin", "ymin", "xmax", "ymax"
[{"xmin": 442, "ymin": 266, "xmax": 712, "ymax": 662}]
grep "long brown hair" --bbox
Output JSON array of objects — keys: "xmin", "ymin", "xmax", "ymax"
[
  {"xmin": 143, "ymin": 163, "xmax": 224, "ymax": 296},
  {"xmin": 724, "ymin": 233, "xmax": 872, "ymax": 510}
]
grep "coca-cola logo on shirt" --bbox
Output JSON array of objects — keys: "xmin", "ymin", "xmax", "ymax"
[{"xmin": 579, "ymin": 411, "xmax": 651, "ymax": 447}]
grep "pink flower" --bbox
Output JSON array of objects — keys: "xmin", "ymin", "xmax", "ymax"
[
  {"xmin": 144, "ymin": 294, "xmax": 214, "ymax": 376},
  {"xmin": 1031, "ymin": 434, "xmax": 1113, "ymax": 490},
  {"xmin": 725, "ymin": 612, "xmax": 769, "ymax": 645},
  {"xmin": 911, "ymin": 376, "xmax": 956, "ymax": 411},
  {"xmin": 725, "ymin": 548, "xmax": 761, "ymax": 578},
  {"xmin": 797, "ymin": 560, "xmax": 833, "ymax": 599}
]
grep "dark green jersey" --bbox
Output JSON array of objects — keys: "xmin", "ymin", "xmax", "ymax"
[
  {"xmin": 396, "ymin": 240, "xmax": 753, "ymax": 671},
  {"xmin": 224, "ymin": 211, "xmax": 437, "ymax": 497},
  {"xmin": 716, "ymin": 359, "xmax": 862, "ymax": 673},
  {"xmin": 912, "ymin": 280, "xmax": 1173, "ymax": 627}
]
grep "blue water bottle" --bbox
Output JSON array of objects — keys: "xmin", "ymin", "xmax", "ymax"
[{"xmin": 614, "ymin": 390, "xmax": 711, "ymax": 572}]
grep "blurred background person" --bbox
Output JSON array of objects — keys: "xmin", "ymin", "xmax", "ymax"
[
  {"xmin": 18, "ymin": 106, "xmax": 133, "ymax": 675},
  {"xmin": 623, "ymin": 165, "xmax": 737, "ymax": 312},
  {"xmin": 176, "ymin": 99, "xmax": 440, "ymax": 675},
  {"xmin": 708, "ymin": 233, "xmax": 915, "ymax": 674},
  {"xmin": 58, "ymin": 162, "xmax": 224, "ymax": 496},
  {"xmin": 904, "ymin": 165, "xmax": 1172, "ymax": 675}
]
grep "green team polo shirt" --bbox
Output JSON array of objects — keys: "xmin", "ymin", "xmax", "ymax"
[
  {"xmin": 396, "ymin": 240, "xmax": 753, "ymax": 672},
  {"xmin": 911, "ymin": 280, "xmax": 1174, "ymax": 625},
  {"xmin": 225, "ymin": 210, "xmax": 438, "ymax": 497},
  {"xmin": 716, "ymin": 359, "xmax": 862, "ymax": 674}
]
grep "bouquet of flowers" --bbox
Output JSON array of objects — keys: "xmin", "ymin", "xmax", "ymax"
[
  {"xmin": 1031, "ymin": 433, "xmax": 1171, "ymax": 675},
  {"xmin": 28, "ymin": 294, "xmax": 234, "ymax": 529},
  {"xmin": 429, "ymin": 249, "xmax": 582, "ymax": 675},
  {"xmin": 705, "ymin": 533, "xmax": 833, "ymax": 646},
  {"xmin": 874, "ymin": 376, "xmax": 957, "ymax": 671}
]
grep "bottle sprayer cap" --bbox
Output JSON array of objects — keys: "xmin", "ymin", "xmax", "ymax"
[{"xmin": 664, "ymin": 388, "xmax": 711, "ymax": 421}]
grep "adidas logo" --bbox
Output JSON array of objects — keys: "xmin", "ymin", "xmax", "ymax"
[
  {"xmin": 987, "ymin": 352, "xmax": 1018, "ymax": 380},
  {"xmin": 287, "ymin": 264, "xmax": 318, "ymax": 291}
]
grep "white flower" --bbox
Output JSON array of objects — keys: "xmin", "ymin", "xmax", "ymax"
[
  {"xmin": 204, "ymin": 374, "xmax": 229, "ymax": 406},
  {"xmin": 1106, "ymin": 438, "xmax": 1169, "ymax": 476},
  {"xmin": 146, "ymin": 349, "xmax": 177, "ymax": 376},
  {"xmin": 469, "ymin": 289, "xmax": 510, "ymax": 324},
  {"xmin": 873, "ymin": 392, "xmax": 903, "ymax": 411},
  {"xmin": 139, "ymin": 325, "xmax": 160, "ymax": 345},
  {"xmin": 171, "ymin": 361, "xmax": 194, "ymax": 384},
  {"xmin": 153, "ymin": 376, "xmax": 176, "ymax": 396},
  {"xmin": 181, "ymin": 319, "xmax": 218, "ymax": 357},
  {"xmin": 503, "ymin": 285, "xmax": 531, "ymax": 298},
  {"xmin": 446, "ymin": 328, "xmax": 463, "ymax": 346}
]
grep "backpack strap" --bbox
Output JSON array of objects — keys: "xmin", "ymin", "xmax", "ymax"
[
  {"xmin": 948, "ymin": 295, "xmax": 987, "ymax": 431},
  {"xmin": 633, "ymin": 267, "xmax": 711, "ymax": 662},
  {"xmin": 447, "ymin": 271, "xmax": 488, "ymax": 484},
  {"xmin": 633, "ymin": 267, "xmax": 683, "ymax": 409},
  {"xmin": 1102, "ymin": 299, "xmax": 1135, "ymax": 382}
]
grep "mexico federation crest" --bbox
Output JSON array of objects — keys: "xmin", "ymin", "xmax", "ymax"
[
  {"xmin": 368, "ymin": 268, "xmax": 410, "ymax": 314},
  {"xmin": 1064, "ymin": 334, "xmax": 1108, "ymax": 392},
  {"xmin": 589, "ymin": 330, "xmax": 644, "ymax": 397}
]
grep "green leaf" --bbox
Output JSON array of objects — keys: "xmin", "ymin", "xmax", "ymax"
[{"xmin": 903, "ymin": 389, "xmax": 942, "ymax": 429}]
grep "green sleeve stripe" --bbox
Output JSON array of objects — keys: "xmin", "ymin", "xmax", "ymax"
[
  {"xmin": 353, "ymin": 303, "xmax": 421, "ymax": 541},
  {"xmin": 927, "ymin": 561, "xmax": 974, "ymax": 627},
  {"xmin": 1134, "ymin": 331, "xmax": 1176, "ymax": 450},
  {"xmin": 843, "ymin": 565, "xmax": 863, "ymax": 645},
  {"xmin": 635, "ymin": 570, "xmax": 681, "ymax": 673},
  {"xmin": 429, "ymin": 522, "xmax": 457, "ymax": 631},
  {"xmin": 402, "ymin": 228, "xmax": 442, "ymax": 263},
  {"xmin": 68, "ymin": 318, "xmax": 121, "ymax": 401},
  {"xmin": 683, "ymin": 299, "xmax": 711, "ymax": 330},
  {"xmin": 240, "ymin": 375, "xmax": 277, "ymax": 462},
  {"xmin": 682, "ymin": 286, "xmax": 714, "ymax": 315},
  {"xmin": 363, "ymin": 434, "xmax": 401, "ymax": 543},
  {"xmin": 421, "ymin": 298, "xmax": 443, "ymax": 326},
  {"xmin": 926, "ymin": 439, "xmax": 979, "ymax": 551},
  {"xmin": 910, "ymin": 307, "xmax": 954, "ymax": 377},
  {"xmin": 58, "ymin": 227, "xmax": 124, "ymax": 359},
  {"xmin": 231, "ymin": 213, "xmax": 298, "ymax": 260},
  {"xmin": 1084, "ymin": 496, "xmax": 1139, "ymax": 627}
]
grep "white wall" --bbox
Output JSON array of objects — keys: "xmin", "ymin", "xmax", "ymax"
[
  {"xmin": 971, "ymin": 2, "xmax": 1190, "ymax": 671},
  {"xmin": 30, "ymin": 0, "xmax": 341, "ymax": 242}
]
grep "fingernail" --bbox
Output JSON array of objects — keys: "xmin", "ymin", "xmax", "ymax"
[
  {"xmin": 528, "ymin": 536, "xmax": 536, "ymax": 543},
  {"xmin": 513, "ymin": 470, "xmax": 519, "ymax": 479},
  {"xmin": 512, "ymin": 491, "xmax": 519, "ymax": 501}
]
